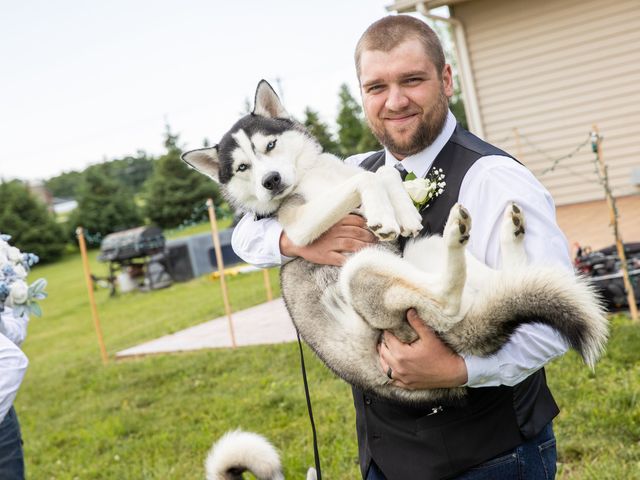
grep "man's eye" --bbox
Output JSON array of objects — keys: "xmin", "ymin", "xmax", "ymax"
[
  {"xmin": 266, "ymin": 140, "xmax": 277, "ymax": 152},
  {"xmin": 237, "ymin": 164, "xmax": 249, "ymax": 172}
]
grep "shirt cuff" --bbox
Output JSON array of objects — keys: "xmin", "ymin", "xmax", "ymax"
[{"xmin": 263, "ymin": 223, "xmax": 294, "ymax": 266}]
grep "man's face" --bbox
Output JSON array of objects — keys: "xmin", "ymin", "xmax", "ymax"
[{"xmin": 359, "ymin": 38, "xmax": 454, "ymax": 159}]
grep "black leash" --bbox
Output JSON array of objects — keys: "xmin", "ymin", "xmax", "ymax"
[{"xmin": 296, "ymin": 331, "xmax": 322, "ymax": 480}]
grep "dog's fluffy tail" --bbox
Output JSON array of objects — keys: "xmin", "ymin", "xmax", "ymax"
[
  {"xmin": 448, "ymin": 267, "xmax": 609, "ymax": 367},
  {"xmin": 205, "ymin": 430, "xmax": 284, "ymax": 480}
]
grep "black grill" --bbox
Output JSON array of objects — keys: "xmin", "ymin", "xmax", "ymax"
[
  {"xmin": 99, "ymin": 226, "xmax": 165, "ymax": 262},
  {"xmin": 97, "ymin": 226, "xmax": 172, "ymax": 295}
]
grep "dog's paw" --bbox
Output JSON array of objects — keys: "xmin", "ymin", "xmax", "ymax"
[
  {"xmin": 396, "ymin": 206, "xmax": 423, "ymax": 238},
  {"xmin": 368, "ymin": 220, "xmax": 400, "ymax": 241},
  {"xmin": 503, "ymin": 202, "xmax": 525, "ymax": 240},
  {"xmin": 365, "ymin": 206, "xmax": 401, "ymax": 241},
  {"xmin": 443, "ymin": 204, "xmax": 471, "ymax": 248}
]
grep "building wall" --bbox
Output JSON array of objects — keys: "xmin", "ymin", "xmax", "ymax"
[
  {"xmin": 451, "ymin": 0, "xmax": 640, "ymax": 206},
  {"xmin": 556, "ymin": 194, "xmax": 640, "ymax": 255}
]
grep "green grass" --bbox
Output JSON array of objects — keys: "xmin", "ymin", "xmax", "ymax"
[{"xmin": 16, "ymin": 248, "xmax": 640, "ymax": 479}]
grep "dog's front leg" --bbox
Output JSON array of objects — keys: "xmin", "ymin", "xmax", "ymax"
[
  {"xmin": 282, "ymin": 171, "xmax": 399, "ymax": 246},
  {"xmin": 375, "ymin": 165, "xmax": 423, "ymax": 237}
]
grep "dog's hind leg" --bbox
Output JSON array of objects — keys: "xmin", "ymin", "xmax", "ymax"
[
  {"xmin": 438, "ymin": 204, "xmax": 471, "ymax": 316},
  {"xmin": 339, "ymin": 246, "xmax": 457, "ymax": 341},
  {"xmin": 499, "ymin": 202, "xmax": 528, "ymax": 270}
]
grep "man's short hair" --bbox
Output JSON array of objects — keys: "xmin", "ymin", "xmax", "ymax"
[{"xmin": 355, "ymin": 15, "xmax": 446, "ymax": 79}]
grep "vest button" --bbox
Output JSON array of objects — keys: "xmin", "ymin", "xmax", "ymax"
[{"xmin": 364, "ymin": 396, "xmax": 372, "ymax": 405}]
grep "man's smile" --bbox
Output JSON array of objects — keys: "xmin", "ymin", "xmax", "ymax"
[{"xmin": 383, "ymin": 112, "xmax": 420, "ymax": 129}]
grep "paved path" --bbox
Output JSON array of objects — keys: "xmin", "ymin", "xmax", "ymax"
[{"xmin": 115, "ymin": 298, "xmax": 297, "ymax": 358}]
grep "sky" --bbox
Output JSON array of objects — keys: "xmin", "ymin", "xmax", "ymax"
[{"xmin": 0, "ymin": 0, "xmax": 404, "ymax": 182}]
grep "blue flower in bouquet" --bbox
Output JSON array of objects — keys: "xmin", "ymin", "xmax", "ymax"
[{"xmin": 0, "ymin": 234, "xmax": 47, "ymax": 318}]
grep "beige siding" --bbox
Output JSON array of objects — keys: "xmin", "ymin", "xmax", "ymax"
[
  {"xmin": 451, "ymin": 0, "xmax": 640, "ymax": 206},
  {"xmin": 556, "ymin": 195, "xmax": 640, "ymax": 252}
]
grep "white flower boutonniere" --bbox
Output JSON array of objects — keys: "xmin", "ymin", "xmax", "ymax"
[{"xmin": 403, "ymin": 168, "xmax": 446, "ymax": 211}]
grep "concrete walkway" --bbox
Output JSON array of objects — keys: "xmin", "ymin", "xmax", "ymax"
[{"xmin": 115, "ymin": 298, "xmax": 297, "ymax": 358}]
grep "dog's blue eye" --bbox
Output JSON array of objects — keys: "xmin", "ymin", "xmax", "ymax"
[
  {"xmin": 237, "ymin": 164, "xmax": 249, "ymax": 172},
  {"xmin": 266, "ymin": 140, "xmax": 277, "ymax": 152}
]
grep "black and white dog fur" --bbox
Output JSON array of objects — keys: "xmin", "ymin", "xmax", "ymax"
[{"xmin": 184, "ymin": 81, "xmax": 608, "ymax": 479}]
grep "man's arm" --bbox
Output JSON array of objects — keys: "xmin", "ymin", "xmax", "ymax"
[
  {"xmin": 379, "ymin": 157, "xmax": 570, "ymax": 389},
  {"xmin": 0, "ymin": 333, "xmax": 28, "ymax": 423},
  {"xmin": 232, "ymin": 213, "xmax": 377, "ymax": 267}
]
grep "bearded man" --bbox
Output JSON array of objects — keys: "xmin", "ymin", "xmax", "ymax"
[{"xmin": 232, "ymin": 15, "xmax": 567, "ymax": 480}]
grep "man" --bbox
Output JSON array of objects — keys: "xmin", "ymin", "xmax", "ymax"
[
  {"xmin": 0, "ymin": 308, "xmax": 29, "ymax": 480},
  {"xmin": 233, "ymin": 15, "xmax": 568, "ymax": 479}
]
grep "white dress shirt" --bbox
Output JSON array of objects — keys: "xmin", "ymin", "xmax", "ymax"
[
  {"xmin": 231, "ymin": 110, "xmax": 569, "ymax": 387},
  {"xmin": 0, "ymin": 308, "xmax": 29, "ymax": 423}
]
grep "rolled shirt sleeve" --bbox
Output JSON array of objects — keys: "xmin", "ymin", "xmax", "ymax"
[
  {"xmin": 460, "ymin": 155, "xmax": 570, "ymax": 387},
  {"xmin": 0, "ymin": 308, "xmax": 29, "ymax": 347}
]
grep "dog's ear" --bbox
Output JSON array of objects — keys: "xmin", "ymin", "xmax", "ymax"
[
  {"xmin": 181, "ymin": 146, "xmax": 221, "ymax": 183},
  {"xmin": 253, "ymin": 80, "xmax": 289, "ymax": 119}
]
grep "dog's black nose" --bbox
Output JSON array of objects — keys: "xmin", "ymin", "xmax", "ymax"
[{"xmin": 262, "ymin": 172, "xmax": 282, "ymax": 191}]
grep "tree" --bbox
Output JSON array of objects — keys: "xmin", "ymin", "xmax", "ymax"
[
  {"xmin": 68, "ymin": 166, "xmax": 143, "ymax": 247},
  {"xmin": 0, "ymin": 180, "xmax": 66, "ymax": 263},
  {"xmin": 428, "ymin": 19, "xmax": 468, "ymax": 130},
  {"xmin": 302, "ymin": 107, "xmax": 340, "ymax": 155},
  {"xmin": 143, "ymin": 126, "xmax": 222, "ymax": 229},
  {"xmin": 335, "ymin": 84, "xmax": 380, "ymax": 158},
  {"xmin": 44, "ymin": 170, "xmax": 84, "ymax": 198}
]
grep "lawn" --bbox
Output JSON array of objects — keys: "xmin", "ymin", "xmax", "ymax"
[{"xmin": 15, "ymin": 231, "xmax": 640, "ymax": 479}]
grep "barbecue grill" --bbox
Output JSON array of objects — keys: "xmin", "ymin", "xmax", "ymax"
[{"xmin": 98, "ymin": 226, "xmax": 172, "ymax": 294}]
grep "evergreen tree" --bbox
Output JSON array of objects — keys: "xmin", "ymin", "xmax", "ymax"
[
  {"xmin": 0, "ymin": 180, "xmax": 65, "ymax": 263},
  {"xmin": 44, "ymin": 170, "xmax": 84, "ymax": 198},
  {"xmin": 69, "ymin": 166, "xmax": 143, "ymax": 247},
  {"xmin": 303, "ymin": 107, "xmax": 340, "ymax": 156},
  {"xmin": 336, "ymin": 84, "xmax": 380, "ymax": 157},
  {"xmin": 143, "ymin": 126, "xmax": 222, "ymax": 229}
]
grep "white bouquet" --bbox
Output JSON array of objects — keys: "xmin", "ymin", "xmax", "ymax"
[{"xmin": 0, "ymin": 234, "xmax": 47, "ymax": 317}]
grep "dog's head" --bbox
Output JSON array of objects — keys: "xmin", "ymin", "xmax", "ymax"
[{"xmin": 182, "ymin": 80, "xmax": 320, "ymax": 216}]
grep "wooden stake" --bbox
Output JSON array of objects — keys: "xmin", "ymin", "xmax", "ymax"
[
  {"xmin": 75, "ymin": 227, "xmax": 109, "ymax": 365},
  {"xmin": 207, "ymin": 199, "xmax": 237, "ymax": 347},
  {"xmin": 592, "ymin": 125, "xmax": 638, "ymax": 321},
  {"xmin": 263, "ymin": 269, "xmax": 273, "ymax": 302}
]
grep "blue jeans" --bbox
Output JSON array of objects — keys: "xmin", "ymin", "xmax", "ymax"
[
  {"xmin": 0, "ymin": 407, "xmax": 25, "ymax": 480},
  {"xmin": 366, "ymin": 423, "xmax": 557, "ymax": 480}
]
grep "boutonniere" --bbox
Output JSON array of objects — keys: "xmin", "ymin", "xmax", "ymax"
[{"xmin": 403, "ymin": 168, "xmax": 446, "ymax": 211}]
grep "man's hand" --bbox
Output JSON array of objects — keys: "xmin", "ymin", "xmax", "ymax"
[
  {"xmin": 279, "ymin": 214, "xmax": 377, "ymax": 266},
  {"xmin": 379, "ymin": 309, "xmax": 468, "ymax": 389}
]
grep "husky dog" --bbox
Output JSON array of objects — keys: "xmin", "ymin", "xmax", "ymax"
[{"xmin": 183, "ymin": 80, "xmax": 608, "ymax": 406}]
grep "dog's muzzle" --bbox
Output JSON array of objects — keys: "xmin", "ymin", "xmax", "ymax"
[{"xmin": 262, "ymin": 171, "xmax": 282, "ymax": 191}]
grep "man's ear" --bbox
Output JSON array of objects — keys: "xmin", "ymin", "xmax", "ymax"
[
  {"xmin": 252, "ymin": 80, "xmax": 290, "ymax": 119},
  {"xmin": 181, "ymin": 146, "xmax": 221, "ymax": 182}
]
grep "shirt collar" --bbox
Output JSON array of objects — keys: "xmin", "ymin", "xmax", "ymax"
[{"xmin": 384, "ymin": 110, "xmax": 457, "ymax": 178}]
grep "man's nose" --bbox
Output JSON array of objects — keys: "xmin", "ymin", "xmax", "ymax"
[{"xmin": 385, "ymin": 85, "xmax": 410, "ymax": 111}]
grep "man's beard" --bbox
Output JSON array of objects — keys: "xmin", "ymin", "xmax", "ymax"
[{"xmin": 370, "ymin": 90, "xmax": 449, "ymax": 158}]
